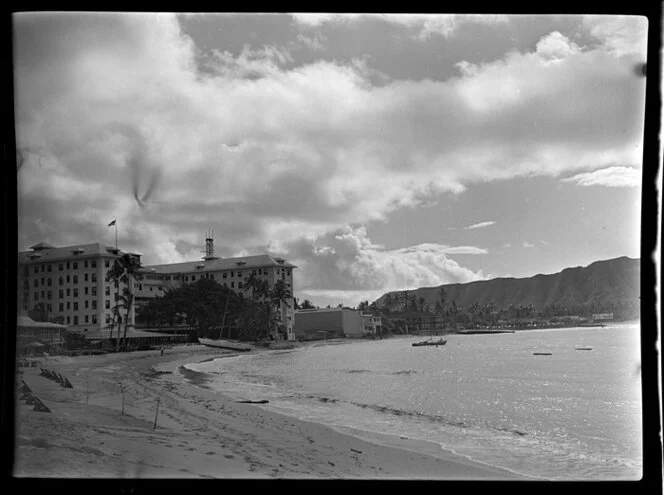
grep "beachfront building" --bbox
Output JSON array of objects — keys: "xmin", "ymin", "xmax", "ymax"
[
  {"xmin": 18, "ymin": 237, "xmax": 298, "ymax": 341},
  {"xmin": 294, "ymin": 308, "xmax": 367, "ymax": 340},
  {"xmin": 17, "ymin": 315, "xmax": 67, "ymax": 356},
  {"xmin": 361, "ymin": 314, "xmax": 382, "ymax": 336},
  {"xmin": 139, "ymin": 252, "xmax": 297, "ymax": 341},
  {"xmin": 17, "ymin": 242, "xmax": 140, "ymax": 336}
]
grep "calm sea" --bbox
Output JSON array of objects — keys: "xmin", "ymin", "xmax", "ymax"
[{"xmin": 183, "ymin": 323, "xmax": 642, "ymax": 480}]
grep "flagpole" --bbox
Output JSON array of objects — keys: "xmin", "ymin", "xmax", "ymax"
[{"xmin": 115, "ymin": 222, "xmax": 118, "ymax": 249}]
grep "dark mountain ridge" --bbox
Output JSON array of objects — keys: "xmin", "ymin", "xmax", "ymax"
[{"xmin": 374, "ymin": 256, "xmax": 640, "ymax": 313}]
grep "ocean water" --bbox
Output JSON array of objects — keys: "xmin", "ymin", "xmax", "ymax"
[{"xmin": 183, "ymin": 323, "xmax": 642, "ymax": 480}]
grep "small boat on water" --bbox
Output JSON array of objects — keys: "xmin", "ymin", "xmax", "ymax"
[
  {"xmin": 412, "ymin": 338, "xmax": 447, "ymax": 347},
  {"xmin": 533, "ymin": 352, "xmax": 552, "ymax": 356},
  {"xmin": 198, "ymin": 337, "xmax": 253, "ymax": 352},
  {"xmin": 575, "ymin": 346, "xmax": 593, "ymax": 351}
]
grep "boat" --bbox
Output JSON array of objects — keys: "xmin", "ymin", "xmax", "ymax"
[
  {"xmin": 574, "ymin": 346, "xmax": 593, "ymax": 351},
  {"xmin": 412, "ymin": 338, "xmax": 447, "ymax": 347},
  {"xmin": 198, "ymin": 337, "xmax": 252, "ymax": 352},
  {"xmin": 533, "ymin": 352, "xmax": 552, "ymax": 356},
  {"xmin": 197, "ymin": 292, "xmax": 252, "ymax": 352}
]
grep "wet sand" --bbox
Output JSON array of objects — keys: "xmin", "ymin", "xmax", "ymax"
[{"xmin": 14, "ymin": 343, "xmax": 528, "ymax": 479}]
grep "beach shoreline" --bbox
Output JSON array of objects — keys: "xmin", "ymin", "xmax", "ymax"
[{"xmin": 14, "ymin": 342, "xmax": 529, "ymax": 479}]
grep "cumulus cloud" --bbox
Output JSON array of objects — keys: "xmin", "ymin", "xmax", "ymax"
[
  {"xmin": 561, "ymin": 166, "xmax": 641, "ymax": 187},
  {"xmin": 14, "ymin": 13, "xmax": 646, "ymax": 301},
  {"xmin": 463, "ymin": 221, "xmax": 496, "ymax": 230},
  {"xmin": 277, "ymin": 226, "xmax": 485, "ymax": 301}
]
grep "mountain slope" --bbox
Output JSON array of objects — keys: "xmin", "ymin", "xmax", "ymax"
[{"xmin": 374, "ymin": 256, "xmax": 640, "ymax": 312}]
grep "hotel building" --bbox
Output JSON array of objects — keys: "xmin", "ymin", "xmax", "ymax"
[{"xmin": 18, "ymin": 238, "xmax": 297, "ymax": 340}]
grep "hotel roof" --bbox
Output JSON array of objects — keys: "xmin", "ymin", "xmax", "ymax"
[
  {"xmin": 18, "ymin": 242, "xmax": 126, "ymax": 263},
  {"xmin": 143, "ymin": 254, "xmax": 296, "ymax": 274}
]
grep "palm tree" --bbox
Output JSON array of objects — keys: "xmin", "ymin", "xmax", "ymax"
[
  {"xmin": 106, "ymin": 253, "xmax": 143, "ymax": 351},
  {"xmin": 270, "ymin": 279, "xmax": 292, "ymax": 340}
]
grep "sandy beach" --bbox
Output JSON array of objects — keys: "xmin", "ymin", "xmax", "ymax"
[{"xmin": 13, "ymin": 343, "xmax": 527, "ymax": 479}]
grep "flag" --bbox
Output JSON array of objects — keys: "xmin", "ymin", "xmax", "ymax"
[{"xmin": 108, "ymin": 219, "xmax": 116, "ymax": 227}]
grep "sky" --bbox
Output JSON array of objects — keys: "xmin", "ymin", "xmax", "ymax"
[{"xmin": 14, "ymin": 13, "xmax": 648, "ymax": 308}]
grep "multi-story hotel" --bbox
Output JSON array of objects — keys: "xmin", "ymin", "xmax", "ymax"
[{"xmin": 18, "ymin": 237, "xmax": 297, "ymax": 340}]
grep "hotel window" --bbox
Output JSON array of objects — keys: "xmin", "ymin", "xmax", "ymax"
[
  {"xmin": 47, "ymin": 264, "xmax": 52, "ymax": 272},
  {"xmin": 85, "ymin": 315, "xmax": 89, "ymax": 323},
  {"xmin": 106, "ymin": 315, "xmax": 111, "ymax": 324},
  {"xmin": 84, "ymin": 261, "xmax": 88, "ymax": 268},
  {"xmin": 223, "ymin": 272, "xmax": 227, "ymax": 278},
  {"xmin": 47, "ymin": 291, "xmax": 52, "ymax": 300},
  {"xmin": 92, "ymin": 273, "xmax": 97, "ymax": 282},
  {"xmin": 73, "ymin": 262, "xmax": 78, "ymax": 270},
  {"xmin": 84, "ymin": 287, "xmax": 88, "ymax": 295},
  {"xmin": 231, "ymin": 282, "xmax": 234, "ymax": 288},
  {"xmin": 191, "ymin": 275, "xmax": 196, "ymax": 281},
  {"xmin": 59, "ymin": 303, "xmax": 64, "ymax": 312},
  {"xmin": 73, "ymin": 288, "xmax": 78, "ymax": 297},
  {"xmin": 73, "ymin": 275, "xmax": 78, "ymax": 284},
  {"xmin": 74, "ymin": 315, "xmax": 78, "ymax": 325},
  {"xmin": 92, "ymin": 315, "xmax": 97, "ymax": 324},
  {"xmin": 67, "ymin": 262, "xmax": 70, "ymax": 269},
  {"xmin": 35, "ymin": 292, "xmax": 39, "ymax": 301},
  {"xmin": 47, "ymin": 303, "xmax": 53, "ymax": 313},
  {"xmin": 34, "ymin": 279, "xmax": 38, "ymax": 288},
  {"xmin": 238, "ymin": 282, "xmax": 243, "ymax": 289},
  {"xmin": 67, "ymin": 288, "xmax": 71, "ymax": 297},
  {"xmin": 41, "ymin": 290, "xmax": 45, "ymax": 298},
  {"xmin": 84, "ymin": 273, "xmax": 88, "ymax": 282},
  {"xmin": 105, "ymin": 287, "xmax": 110, "ymax": 296},
  {"xmin": 59, "ymin": 276, "xmax": 63, "ymax": 285},
  {"xmin": 47, "ymin": 278, "xmax": 52, "ymax": 287},
  {"xmin": 59, "ymin": 264, "xmax": 63, "ymax": 271},
  {"xmin": 41, "ymin": 277, "xmax": 45, "ymax": 285},
  {"xmin": 92, "ymin": 300, "xmax": 97, "ymax": 310},
  {"xmin": 91, "ymin": 260, "xmax": 96, "ymax": 268},
  {"xmin": 41, "ymin": 264, "xmax": 45, "ymax": 273},
  {"xmin": 105, "ymin": 260, "xmax": 110, "ymax": 268},
  {"xmin": 67, "ymin": 316, "xmax": 71, "ymax": 324},
  {"xmin": 67, "ymin": 302, "xmax": 70, "ymax": 310},
  {"xmin": 85, "ymin": 300, "xmax": 89, "ymax": 309},
  {"xmin": 34, "ymin": 266, "xmax": 38, "ymax": 274},
  {"xmin": 67, "ymin": 275, "xmax": 70, "ymax": 283},
  {"xmin": 105, "ymin": 300, "xmax": 110, "ymax": 309},
  {"xmin": 73, "ymin": 302, "xmax": 78, "ymax": 311},
  {"xmin": 92, "ymin": 287, "xmax": 97, "ymax": 296}
]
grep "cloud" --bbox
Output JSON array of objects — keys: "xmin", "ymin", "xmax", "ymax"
[
  {"xmin": 14, "ymin": 14, "xmax": 646, "ymax": 297},
  {"xmin": 561, "ymin": 166, "xmax": 641, "ymax": 188},
  {"xmin": 523, "ymin": 241, "xmax": 535, "ymax": 248},
  {"xmin": 582, "ymin": 15, "xmax": 648, "ymax": 56},
  {"xmin": 278, "ymin": 226, "xmax": 485, "ymax": 303},
  {"xmin": 463, "ymin": 221, "xmax": 496, "ymax": 230},
  {"xmin": 291, "ymin": 13, "xmax": 509, "ymax": 40}
]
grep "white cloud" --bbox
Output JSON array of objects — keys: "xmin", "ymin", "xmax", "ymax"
[
  {"xmin": 582, "ymin": 15, "xmax": 648, "ymax": 57},
  {"xmin": 463, "ymin": 221, "xmax": 496, "ymax": 230},
  {"xmin": 14, "ymin": 14, "xmax": 646, "ymax": 294},
  {"xmin": 291, "ymin": 13, "xmax": 509, "ymax": 40},
  {"xmin": 561, "ymin": 166, "xmax": 641, "ymax": 187},
  {"xmin": 523, "ymin": 241, "xmax": 535, "ymax": 248}
]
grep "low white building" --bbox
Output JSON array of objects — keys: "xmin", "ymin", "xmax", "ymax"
[{"xmin": 294, "ymin": 308, "xmax": 364, "ymax": 340}]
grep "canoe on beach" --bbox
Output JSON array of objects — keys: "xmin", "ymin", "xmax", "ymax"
[
  {"xmin": 197, "ymin": 337, "xmax": 253, "ymax": 352},
  {"xmin": 412, "ymin": 339, "xmax": 447, "ymax": 347}
]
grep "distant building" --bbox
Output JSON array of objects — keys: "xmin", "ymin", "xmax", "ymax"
[
  {"xmin": 592, "ymin": 313, "xmax": 614, "ymax": 321},
  {"xmin": 361, "ymin": 314, "xmax": 382, "ymax": 335},
  {"xmin": 294, "ymin": 308, "xmax": 364, "ymax": 340}
]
